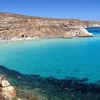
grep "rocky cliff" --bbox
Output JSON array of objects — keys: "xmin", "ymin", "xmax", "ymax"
[{"xmin": 0, "ymin": 13, "xmax": 100, "ymax": 40}]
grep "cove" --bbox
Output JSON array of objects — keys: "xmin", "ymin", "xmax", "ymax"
[{"xmin": 0, "ymin": 36, "xmax": 100, "ymax": 83}]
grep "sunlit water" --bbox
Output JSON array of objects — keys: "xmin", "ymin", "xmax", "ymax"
[{"xmin": 0, "ymin": 28, "xmax": 100, "ymax": 83}]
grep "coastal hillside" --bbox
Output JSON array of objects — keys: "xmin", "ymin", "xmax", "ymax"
[{"xmin": 0, "ymin": 13, "xmax": 100, "ymax": 40}]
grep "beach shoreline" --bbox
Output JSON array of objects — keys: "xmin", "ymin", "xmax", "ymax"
[{"xmin": 0, "ymin": 32, "xmax": 93, "ymax": 42}]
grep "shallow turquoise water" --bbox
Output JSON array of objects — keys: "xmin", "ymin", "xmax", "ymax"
[{"xmin": 0, "ymin": 36, "xmax": 100, "ymax": 83}]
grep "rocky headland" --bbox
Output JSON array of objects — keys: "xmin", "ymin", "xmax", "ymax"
[{"xmin": 0, "ymin": 12, "xmax": 100, "ymax": 40}]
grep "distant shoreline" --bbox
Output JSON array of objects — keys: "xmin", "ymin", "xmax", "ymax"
[{"xmin": 0, "ymin": 13, "xmax": 98, "ymax": 41}]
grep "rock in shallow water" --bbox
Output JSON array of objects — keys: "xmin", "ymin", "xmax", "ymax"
[
  {"xmin": 0, "ymin": 75, "xmax": 22, "ymax": 100},
  {"xmin": 1, "ymin": 80, "xmax": 10, "ymax": 87}
]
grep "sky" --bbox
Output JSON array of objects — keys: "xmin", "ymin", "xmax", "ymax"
[{"xmin": 0, "ymin": 0, "xmax": 100, "ymax": 21}]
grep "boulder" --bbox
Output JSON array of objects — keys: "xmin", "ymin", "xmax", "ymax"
[{"xmin": 0, "ymin": 75, "xmax": 22, "ymax": 100}]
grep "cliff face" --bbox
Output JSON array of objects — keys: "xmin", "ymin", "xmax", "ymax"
[{"xmin": 0, "ymin": 13, "xmax": 100, "ymax": 40}]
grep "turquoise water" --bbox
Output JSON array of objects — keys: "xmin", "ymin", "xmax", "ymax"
[{"xmin": 0, "ymin": 29, "xmax": 100, "ymax": 83}]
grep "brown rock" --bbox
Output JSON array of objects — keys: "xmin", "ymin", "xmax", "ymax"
[
  {"xmin": 0, "ymin": 75, "xmax": 21, "ymax": 100},
  {"xmin": 0, "ymin": 12, "xmax": 99, "ymax": 40}
]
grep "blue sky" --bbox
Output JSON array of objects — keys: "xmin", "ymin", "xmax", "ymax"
[{"xmin": 0, "ymin": 0, "xmax": 100, "ymax": 21}]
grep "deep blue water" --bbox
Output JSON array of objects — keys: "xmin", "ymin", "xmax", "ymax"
[
  {"xmin": 0, "ymin": 28, "xmax": 100, "ymax": 83},
  {"xmin": 87, "ymin": 27, "xmax": 100, "ymax": 35}
]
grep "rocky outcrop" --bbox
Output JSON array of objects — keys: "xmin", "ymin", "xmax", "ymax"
[
  {"xmin": 0, "ymin": 12, "xmax": 100, "ymax": 40},
  {"xmin": 78, "ymin": 28, "xmax": 93, "ymax": 37},
  {"xmin": 0, "ymin": 75, "xmax": 22, "ymax": 100}
]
